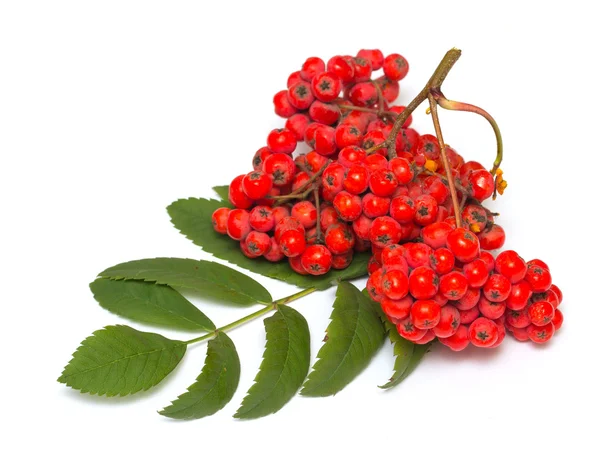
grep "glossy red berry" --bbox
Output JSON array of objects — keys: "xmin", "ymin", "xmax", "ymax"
[
  {"xmin": 227, "ymin": 209, "xmax": 251, "ymax": 241},
  {"xmin": 495, "ymin": 250, "xmax": 527, "ymax": 283},
  {"xmin": 382, "ymin": 269, "xmax": 410, "ymax": 300},
  {"xmin": 325, "ymin": 223, "xmax": 355, "ymax": 255},
  {"xmin": 366, "ymin": 268, "xmax": 385, "ymax": 302},
  {"xmin": 389, "ymin": 195, "xmax": 415, "ymax": 223},
  {"xmin": 440, "ymin": 271, "xmax": 469, "ymax": 300},
  {"xmin": 506, "ymin": 280, "xmax": 533, "ymax": 311},
  {"xmin": 433, "ymin": 305, "xmax": 461, "ymax": 338},
  {"xmin": 362, "ymin": 193, "xmax": 391, "ymax": 218},
  {"xmin": 478, "ymin": 224, "xmax": 506, "ymax": 251},
  {"xmin": 526, "ymin": 322, "xmax": 555, "ymax": 344},
  {"xmin": 462, "ymin": 258, "xmax": 489, "ymax": 288},
  {"xmin": 369, "ymin": 169, "xmax": 398, "ymax": 197},
  {"xmin": 333, "ymin": 191, "xmax": 362, "ymax": 221},
  {"xmin": 411, "ymin": 299, "xmax": 441, "ymax": 329},
  {"xmin": 242, "ymin": 171, "xmax": 273, "ymax": 200},
  {"xmin": 264, "ymin": 237, "xmax": 284, "ymax": 262},
  {"xmin": 311, "ymin": 71, "xmax": 341, "ymax": 102},
  {"xmin": 267, "ymin": 128, "xmax": 297, "ymax": 154},
  {"xmin": 506, "ymin": 308, "xmax": 531, "ymax": 329},
  {"xmin": 212, "ymin": 207, "xmax": 231, "ymax": 234},
  {"xmin": 279, "ymin": 228, "xmax": 306, "ymax": 258},
  {"xmin": 244, "ymin": 231, "xmax": 271, "ymax": 257},
  {"xmin": 527, "ymin": 259, "xmax": 550, "ymax": 271},
  {"xmin": 383, "ymin": 53, "xmax": 409, "ymax": 81},
  {"xmin": 396, "ymin": 318, "xmax": 427, "ymax": 342},
  {"xmin": 468, "ymin": 317, "xmax": 499, "ymax": 348},
  {"xmin": 309, "ymin": 101, "xmax": 341, "ymax": 126},
  {"xmin": 228, "ymin": 174, "xmax": 254, "ymax": 209},
  {"xmin": 525, "ymin": 265, "xmax": 553, "ymax": 293},
  {"xmin": 421, "ymin": 222, "xmax": 453, "ymax": 249},
  {"xmin": 446, "ymin": 228, "xmax": 480, "ymax": 263},
  {"xmin": 338, "ymin": 146, "xmax": 367, "ymax": 167},
  {"xmin": 312, "ymin": 125, "xmax": 337, "ymax": 155},
  {"xmin": 331, "ymin": 251, "xmax": 353, "ymax": 270},
  {"xmin": 352, "ymin": 56, "xmax": 372, "ymax": 82},
  {"xmin": 287, "ymin": 81, "xmax": 314, "ymax": 110},
  {"xmin": 381, "ymin": 296, "xmax": 412, "ymax": 323},
  {"xmin": 301, "ymin": 245, "xmax": 332, "ymax": 275},
  {"xmin": 262, "ymin": 153, "xmax": 296, "ymax": 187},
  {"xmin": 459, "ymin": 305, "xmax": 480, "ymax": 325},
  {"xmin": 291, "ymin": 201, "xmax": 317, "ymax": 229},
  {"xmin": 478, "ymin": 298, "xmax": 506, "ymax": 320},
  {"xmin": 343, "ymin": 164, "xmax": 370, "ymax": 194},
  {"xmin": 300, "ymin": 57, "xmax": 325, "ymax": 81},
  {"xmin": 439, "ymin": 325, "xmax": 470, "ymax": 351},
  {"xmin": 550, "ymin": 284, "xmax": 563, "ymax": 304},
  {"xmin": 430, "ymin": 247, "xmax": 455, "ymax": 275},
  {"xmin": 357, "ymin": 49, "xmax": 384, "ymax": 70},
  {"xmin": 408, "ymin": 266, "xmax": 439, "ymax": 299},
  {"xmin": 404, "ymin": 243, "xmax": 433, "ymax": 269},
  {"xmin": 327, "ymin": 55, "xmax": 355, "ymax": 83},
  {"xmin": 369, "ymin": 216, "xmax": 402, "ymax": 248},
  {"xmin": 288, "ymin": 255, "xmax": 308, "ymax": 275},
  {"xmin": 527, "ymin": 301, "xmax": 555, "ymax": 326},
  {"xmin": 335, "ymin": 123, "xmax": 363, "ymax": 149},
  {"xmin": 455, "ymin": 287, "xmax": 482, "ymax": 311},
  {"xmin": 467, "ymin": 169, "xmax": 494, "ymax": 202},
  {"xmin": 273, "ymin": 90, "xmax": 297, "ymax": 118},
  {"xmin": 248, "ymin": 205, "xmax": 274, "ymax": 232},
  {"xmin": 552, "ymin": 308, "xmax": 564, "ymax": 331},
  {"xmin": 413, "ymin": 194, "xmax": 439, "ymax": 226},
  {"xmin": 483, "ymin": 273, "xmax": 511, "ymax": 302}
]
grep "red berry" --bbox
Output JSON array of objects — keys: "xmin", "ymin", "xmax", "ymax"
[
  {"xmin": 291, "ymin": 201, "xmax": 317, "ymax": 229},
  {"xmin": 364, "ymin": 154, "xmax": 390, "ymax": 173},
  {"xmin": 433, "ymin": 305, "xmax": 461, "ymax": 338},
  {"xmin": 526, "ymin": 322, "xmax": 555, "ymax": 344},
  {"xmin": 291, "ymin": 172, "xmax": 310, "ymax": 192},
  {"xmin": 264, "ymin": 237, "xmax": 284, "ymax": 262},
  {"xmin": 550, "ymin": 284, "xmax": 563, "ymax": 304},
  {"xmin": 388, "ymin": 157, "xmax": 415, "ymax": 185},
  {"xmin": 273, "ymin": 90, "xmax": 297, "ymax": 118},
  {"xmin": 455, "ymin": 287, "xmax": 481, "ymax": 311},
  {"xmin": 506, "ymin": 308, "xmax": 531, "ymax": 329},
  {"xmin": 327, "ymin": 55, "xmax": 355, "ymax": 83},
  {"xmin": 462, "ymin": 258, "xmax": 489, "ymax": 288},
  {"xmin": 212, "ymin": 207, "xmax": 231, "ymax": 234},
  {"xmin": 333, "ymin": 191, "xmax": 362, "ymax": 221},
  {"xmin": 301, "ymin": 245, "xmax": 332, "ymax": 275},
  {"xmin": 459, "ymin": 306, "xmax": 480, "ymax": 325},
  {"xmin": 467, "ymin": 169, "xmax": 494, "ymax": 202},
  {"xmin": 440, "ymin": 271, "xmax": 469, "ymax": 301},
  {"xmin": 242, "ymin": 171, "xmax": 273, "ymax": 200},
  {"xmin": 381, "ymin": 244, "xmax": 408, "ymax": 272},
  {"xmin": 376, "ymin": 76, "xmax": 400, "ymax": 102},
  {"xmin": 369, "ymin": 169, "xmax": 398, "ymax": 197},
  {"xmin": 381, "ymin": 296, "xmax": 412, "ymax": 323},
  {"xmin": 389, "ymin": 195, "xmax": 415, "ymax": 223},
  {"xmin": 352, "ymin": 56, "xmax": 372, "ymax": 82},
  {"xmin": 287, "ymin": 71, "xmax": 304, "ymax": 88},
  {"xmin": 439, "ymin": 325, "xmax": 470, "ymax": 351},
  {"xmin": 322, "ymin": 161, "xmax": 346, "ymax": 193},
  {"xmin": 288, "ymin": 255, "xmax": 308, "ymax": 275},
  {"xmin": 226, "ymin": 209, "xmax": 251, "ymax": 241},
  {"xmin": 506, "ymin": 280, "xmax": 533, "ymax": 311},
  {"xmin": 309, "ymin": 101, "xmax": 341, "ymax": 126},
  {"xmin": 311, "ymin": 71, "xmax": 341, "ymax": 102},
  {"xmin": 240, "ymin": 239, "xmax": 259, "ymax": 259},
  {"xmin": 262, "ymin": 153, "xmax": 296, "ymax": 187},
  {"xmin": 480, "ymin": 250, "xmax": 495, "ymax": 272},
  {"xmin": 396, "ymin": 318, "xmax": 427, "ymax": 342},
  {"xmin": 267, "ymin": 128, "xmax": 297, "ymax": 154},
  {"xmin": 468, "ymin": 318, "xmax": 499, "ymax": 348},
  {"xmin": 285, "ymin": 113, "xmax": 310, "ymax": 142},
  {"xmin": 383, "ymin": 53, "xmax": 409, "ymax": 81},
  {"xmin": 357, "ymin": 49, "xmax": 384, "ymax": 70},
  {"xmin": 271, "ymin": 206, "xmax": 290, "ymax": 225},
  {"xmin": 300, "ymin": 57, "xmax": 325, "ymax": 81},
  {"xmin": 325, "ymin": 223, "xmax": 355, "ymax": 255},
  {"xmin": 351, "ymin": 214, "xmax": 373, "ymax": 240},
  {"xmin": 421, "ymin": 222, "xmax": 453, "ymax": 249},
  {"xmin": 349, "ymin": 81, "xmax": 378, "ymax": 107},
  {"xmin": 228, "ymin": 174, "xmax": 254, "ymax": 209},
  {"xmin": 338, "ymin": 146, "xmax": 367, "ymax": 167},
  {"xmin": 388, "ymin": 106, "xmax": 413, "ymax": 128},
  {"xmin": 510, "ymin": 326, "xmax": 530, "ymax": 342},
  {"xmin": 404, "ymin": 242, "xmax": 433, "ymax": 269},
  {"xmin": 409, "ymin": 266, "xmax": 439, "ymax": 300},
  {"xmin": 253, "ymin": 147, "xmax": 273, "ymax": 171},
  {"xmin": 478, "ymin": 298, "xmax": 506, "ymax": 320},
  {"xmin": 343, "ymin": 164, "xmax": 370, "ymax": 194},
  {"xmin": 367, "ymin": 255, "xmax": 381, "ymax": 275},
  {"xmin": 331, "ymin": 251, "xmax": 353, "ymax": 270},
  {"xmin": 446, "ymin": 228, "xmax": 480, "ymax": 263},
  {"xmin": 382, "ymin": 269, "xmax": 410, "ymax": 300},
  {"xmin": 279, "ymin": 228, "xmax": 306, "ymax": 258},
  {"xmin": 413, "ymin": 194, "xmax": 439, "ymax": 226},
  {"xmin": 430, "ymin": 247, "xmax": 455, "ymax": 275},
  {"xmin": 335, "ymin": 123, "xmax": 363, "ymax": 149},
  {"xmin": 249, "ymin": 205, "xmax": 274, "ymax": 232},
  {"xmin": 489, "ymin": 320, "xmax": 506, "ymax": 348},
  {"xmin": 483, "ymin": 273, "xmax": 511, "ymax": 302},
  {"xmin": 362, "ymin": 193, "xmax": 391, "ymax": 218},
  {"xmin": 411, "ymin": 299, "xmax": 441, "ymax": 329},
  {"xmin": 287, "ymin": 81, "xmax": 314, "ymax": 110},
  {"xmin": 552, "ymin": 308, "xmax": 564, "ymax": 331},
  {"xmin": 530, "ymin": 290, "xmax": 560, "ymax": 310},
  {"xmin": 525, "ymin": 265, "xmax": 552, "ymax": 293},
  {"xmin": 369, "ymin": 216, "xmax": 402, "ymax": 248},
  {"xmin": 366, "ymin": 268, "xmax": 385, "ymax": 302},
  {"xmin": 527, "ymin": 259, "xmax": 550, "ymax": 271},
  {"xmin": 244, "ymin": 231, "xmax": 271, "ymax": 256},
  {"xmin": 527, "ymin": 301, "xmax": 555, "ymax": 326},
  {"xmin": 414, "ymin": 329, "xmax": 436, "ymax": 345},
  {"xmin": 478, "ymin": 224, "xmax": 506, "ymax": 251},
  {"xmin": 495, "ymin": 250, "xmax": 527, "ymax": 283},
  {"xmin": 312, "ymin": 125, "xmax": 337, "ymax": 155}
]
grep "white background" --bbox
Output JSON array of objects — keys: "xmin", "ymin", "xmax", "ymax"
[{"xmin": 1, "ymin": 1, "xmax": 598, "ymax": 461}]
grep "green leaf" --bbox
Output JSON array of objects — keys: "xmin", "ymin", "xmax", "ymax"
[
  {"xmin": 167, "ymin": 197, "xmax": 369, "ymax": 290},
  {"xmin": 89, "ymin": 278, "xmax": 215, "ymax": 332},
  {"xmin": 212, "ymin": 185, "xmax": 232, "ymax": 205},
  {"xmin": 392, "ymin": 342, "xmax": 431, "ymax": 385},
  {"xmin": 378, "ymin": 318, "xmax": 415, "ymax": 389},
  {"xmin": 58, "ymin": 325, "xmax": 186, "ymax": 397},
  {"xmin": 234, "ymin": 305, "xmax": 310, "ymax": 419},
  {"xmin": 99, "ymin": 258, "xmax": 272, "ymax": 306},
  {"xmin": 159, "ymin": 332, "xmax": 240, "ymax": 420},
  {"xmin": 301, "ymin": 282, "xmax": 386, "ymax": 397}
]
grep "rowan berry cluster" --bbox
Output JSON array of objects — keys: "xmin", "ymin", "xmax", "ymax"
[
  {"xmin": 368, "ymin": 229, "xmax": 563, "ymax": 349},
  {"xmin": 210, "ymin": 48, "xmax": 563, "ymax": 349}
]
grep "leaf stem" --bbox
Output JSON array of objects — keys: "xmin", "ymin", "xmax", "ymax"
[
  {"xmin": 427, "ymin": 93, "xmax": 462, "ymax": 228},
  {"xmin": 184, "ymin": 287, "xmax": 317, "ymax": 345}
]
